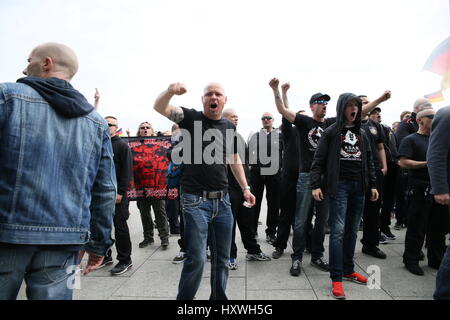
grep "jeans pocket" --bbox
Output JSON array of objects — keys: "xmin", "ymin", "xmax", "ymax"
[
  {"xmin": 181, "ymin": 194, "xmax": 202, "ymax": 208},
  {"xmin": 221, "ymin": 194, "xmax": 231, "ymax": 207},
  {"xmin": 42, "ymin": 250, "xmax": 78, "ymax": 284}
]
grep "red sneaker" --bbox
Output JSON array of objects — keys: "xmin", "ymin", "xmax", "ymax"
[
  {"xmin": 331, "ymin": 281, "xmax": 346, "ymax": 300},
  {"xmin": 343, "ymin": 272, "xmax": 367, "ymax": 285}
]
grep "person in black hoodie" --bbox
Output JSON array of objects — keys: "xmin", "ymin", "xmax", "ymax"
[
  {"xmin": 103, "ymin": 116, "xmax": 133, "ymax": 275},
  {"xmin": 310, "ymin": 93, "xmax": 379, "ymax": 300}
]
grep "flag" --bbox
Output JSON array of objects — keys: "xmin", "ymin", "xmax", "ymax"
[
  {"xmin": 116, "ymin": 128, "xmax": 124, "ymax": 137},
  {"xmin": 424, "ymin": 90, "xmax": 445, "ymax": 103},
  {"xmin": 423, "ymin": 37, "xmax": 450, "ymax": 76}
]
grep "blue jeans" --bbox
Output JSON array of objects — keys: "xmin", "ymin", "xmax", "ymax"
[
  {"xmin": 292, "ymin": 173, "xmax": 329, "ymax": 261},
  {"xmin": 434, "ymin": 204, "xmax": 450, "ymax": 300},
  {"xmin": 176, "ymin": 192, "xmax": 233, "ymax": 300},
  {"xmin": 0, "ymin": 243, "xmax": 81, "ymax": 300},
  {"xmin": 329, "ymin": 180, "xmax": 365, "ymax": 282}
]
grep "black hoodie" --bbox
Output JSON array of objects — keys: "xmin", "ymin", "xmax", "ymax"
[
  {"xmin": 310, "ymin": 93, "xmax": 376, "ymax": 197},
  {"xmin": 17, "ymin": 77, "xmax": 94, "ymax": 118}
]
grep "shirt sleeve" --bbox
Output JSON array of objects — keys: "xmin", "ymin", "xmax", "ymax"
[{"xmin": 397, "ymin": 135, "xmax": 414, "ymax": 159}]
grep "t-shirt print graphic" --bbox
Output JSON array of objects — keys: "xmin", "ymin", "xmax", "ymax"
[
  {"xmin": 340, "ymin": 130, "xmax": 361, "ymax": 160},
  {"xmin": 308, "ymin": 126, "xmax": 324, "ymax": 151}
]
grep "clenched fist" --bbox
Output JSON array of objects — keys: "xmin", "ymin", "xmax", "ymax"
[
  {"xmin": 269, "ymin": 78, "xmax": 280, "ymax": 90},
  {"xmin": 168, "ymin": 83, "xmax": 187, "ymax": 96},
  {"xmin": 281, "ymin": 82, "xmax": 290, "ymax": 92}
]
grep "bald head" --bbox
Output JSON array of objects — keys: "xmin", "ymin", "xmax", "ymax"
[
  {"xmin": 223, "ymin": 108, "xmax": 238, "ymax": 126},
  {"xmin": 24, "ymin": 42, "xmax": 79, "ymax": 81}
]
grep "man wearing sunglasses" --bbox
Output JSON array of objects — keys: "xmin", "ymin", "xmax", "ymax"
[
  {"xmin": 248, "ymin": 112, "xmax": 282, "ymax": 244},
  {"xmin": 398, "ymin": 109, "xmax": 449, "ymax": 276}
]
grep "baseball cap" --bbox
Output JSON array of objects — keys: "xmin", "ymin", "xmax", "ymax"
[
  {"xmin": 370, "ymin": 107, "xmax": 381, "ymax": 114},
  {"xmin": 310, "ymin": 93, "xmax": 331, "ymax": 104}
]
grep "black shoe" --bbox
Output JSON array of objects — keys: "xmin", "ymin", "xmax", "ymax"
[
  {"xmin": 311, "ymin": 257, "xmax": 330, "ymax": 272},
  {"xmin": 419, "ymin": 251, "xmax": 425, "ymax": 261},
  {"xmin": 290, "ymin": 260, "xmax": 301, "ymax": 277},
  {"xmin": 428, "ymin": 261, "xmax": 441, "ymax": 270},
  {"xmin": 139, "ymin": 238, "xmax": 154, "ymax": 248},
  {"xmin": 161, "ymin": 238, "xmax": 169, "ymax": 250},
  {"xmin": 95, "ymin": 255, "xmax": 113, "ymax": 270},
  {"xmin": 381, "ymin": 229, "xmax": 396, "ymax": 240},
  {"xmin": 110, "ymin": 261, "xmax": 133, "ymax": 275},
  {"xmin": 266, "ymin": 234, "xmax": 276, "ymax": 244},
  {"xmin": 362, "ymin": 246, "xmax": 387, "ymax": 259},
  {"xmin": 405, "ymin": 263, "xmax": 424, "ymax": 276},
  {"xmin": 272, "ymin": 248, "xmax": 284, "ymax": 259}
]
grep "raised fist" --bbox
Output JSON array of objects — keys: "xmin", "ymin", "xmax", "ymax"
[
  {"xmin": 281, "ymin": 82, "xmax": 290, "ymax": 92},
  {"xmin": 269, "ymin": 78, "xmax": 280, "ymax": 90},
  {"xmin": 168, "ymin": 83, "xmax": 187, "ymax": 96},
  {"xmin": 380, "ymin": 90, "xmax": 391, "ymax": 102}
]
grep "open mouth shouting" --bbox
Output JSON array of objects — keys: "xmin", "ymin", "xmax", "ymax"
[{"xmin": 210, "ymin": 103, "xmax": 218, "ymax": 109}]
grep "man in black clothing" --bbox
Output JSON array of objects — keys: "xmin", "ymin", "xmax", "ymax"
[
  {"xmin": 223, "ymin": 109, "xmax": 271, "ymax": 269},
  {"xmin": 248, "ymin": 112, "xmax": 283, "ymax": 244},
  {"xmin": 103, "ymin": 116, "xmax": 133, "ymax": 275},
  {"xmin": 359, "ymin": 96, "xmax": 389, "ymax": 260},
  {"xmin": 399, "ymin": 109, "xmax": 449, "ymax": 276},
  {"xmin": 271, "ymin": 82, "xmax": 301, "ymax": 259},
  {"xmin": 394, "ymin": 98, "xmax": 433, "ymax": 229}
]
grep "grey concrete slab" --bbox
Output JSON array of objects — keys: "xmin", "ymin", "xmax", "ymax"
[
  {"xmin": 195, "ymin": 277, "xmax": 246, "ymax": 300},
  {"xmin": 247, "ymin": 289, "xmax": 318, "ymax": 300}
]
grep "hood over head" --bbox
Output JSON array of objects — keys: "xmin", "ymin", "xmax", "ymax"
[
  {"xmin": 17, "ymin": 77, "xmax": 94, "ymax": 118},
  {"xmin": 335, "ymin": 92, "xmax": 362, "ymax": 128}
]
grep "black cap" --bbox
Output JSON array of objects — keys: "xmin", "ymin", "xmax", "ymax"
[
  {"xmin": 370, "ymin": 107, "xmax": 381, "ymax": 114},
  {"xmin": 310, "ymin": 93, "xmax": 331, "ymax": 104}
]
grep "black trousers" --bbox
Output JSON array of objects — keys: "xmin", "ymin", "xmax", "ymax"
[
  {"xmin": 230, "ymin": 189, "xmax": 261, "ymax": 257},
  {"xmin": 403, "ymin": 185, "xmax": 450, "ymax": 265},
  {"xmin": 394, "ymin": 169, "xmax": 409, "ymax": 226},
  {"xmin": 361, "ymin": 170, "xmax": 383, "ymax": 249},
  {"xmin": 272, "ymin": 172, "xmax": 297, "ymax": 250},
  {"xmin": 113, "ymin": 199, "xmax": 132, "ymax": 263},
  {"xmin": 380, "ymin": 162, "xmax": 398, "ymax": 231},
  {"xmin": 250, "ymin": 169, "xmax": 281, "ymax": 237}
]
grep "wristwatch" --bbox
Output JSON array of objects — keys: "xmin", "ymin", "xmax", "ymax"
[{"xmin": 242, "ymin": 186, "xmax": 251, "ymax": 192}]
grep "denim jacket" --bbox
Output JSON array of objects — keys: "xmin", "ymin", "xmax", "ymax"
[{"xmin": 0, "ymin": 78, "xmax": 116, "ymax": 256}]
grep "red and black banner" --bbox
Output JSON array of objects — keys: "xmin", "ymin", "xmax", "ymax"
[{"xmin": 124, "ymin": 136, "xmax": 178, "ymax": 201}]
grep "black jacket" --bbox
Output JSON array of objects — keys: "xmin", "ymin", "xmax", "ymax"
[
  {"xmin": 310, "ymin": 93, "xmax": 377, "ymax": 197},
  {"xmin": 280, "ymin": 117, "xmax": 300, "ymax": 179},
  {"xmin": 395, "ymin": 113, "xmax": 418, "ymax": 148},
  {"xmin": 111, "ymin": 135, "xmax": 133, "ymax": 196}
]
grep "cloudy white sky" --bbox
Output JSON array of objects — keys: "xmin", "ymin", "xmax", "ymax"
[{"xmin": 1, "ymin": 0, "xmax": 449, "ymax": 139}]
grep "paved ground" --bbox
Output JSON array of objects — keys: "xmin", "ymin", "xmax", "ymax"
[{"xmin": 17, "ymin": 200, "xmax": 441, "ymax": 300}]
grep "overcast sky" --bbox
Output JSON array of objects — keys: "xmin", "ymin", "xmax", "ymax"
[{"xmin": 1, "ymin": 0, "xmax": 449, "ymax": 139}]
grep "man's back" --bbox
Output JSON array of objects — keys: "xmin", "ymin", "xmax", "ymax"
[{"xmin": 0, "ymin": 80, "xmax": 116, "ymax": 251}]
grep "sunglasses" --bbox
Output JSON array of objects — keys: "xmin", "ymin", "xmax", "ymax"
[
  {"xmin": 423, "ymin": 115, "xmax": 434, "ymax": 120},
  {"xmin": 140, "ymin": 126, "xmax": 152, "ymax": 130},
  {"xmin": 261, "ymin": 116, "xmax": 273, "ymax": 121},
  {"xmin": 312, "ymin": 100, "xmax": 328, "ymax": 105},
  {"xmin": 108, "ymin": 123, "xmax": 117, "ymax": 127}
]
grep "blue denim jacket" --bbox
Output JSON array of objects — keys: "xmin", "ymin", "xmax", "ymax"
[{"xmin": 0, "ymin": 80, "xmax": 117, "ymax": 256}]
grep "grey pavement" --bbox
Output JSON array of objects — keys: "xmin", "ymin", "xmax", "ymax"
[{"xmin": 17, "ymin": 199, "xmax": 441, "ymax": 300}]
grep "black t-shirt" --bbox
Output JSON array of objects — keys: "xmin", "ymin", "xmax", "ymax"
[
  {"xmin": 178, "ymin": 107, "xmax": 237, "ymax": 193},
  {"xmin": 228, "ymin": 132, "xmax": 250, "ymax": 191},
  {"xmin": 293, "ymin": 114, "xmax": 336, "ymax": 172},
  {"xmin": 397, "ymin": 133, "xmax": 430, "ymax": 186},
  {"xmin": 361, "ymin": 118, "xmax": 384, "ymax": 170},
  {"xmin": 339, "ymin": 126, "xmax": 363, "ymax": 181}
]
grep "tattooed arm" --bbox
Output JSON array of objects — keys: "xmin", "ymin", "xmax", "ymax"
[
  {"xmin": 269, "ymin": 78, "xmax": 296, "ymax": 123},
  {"xmin": 154, "ymin": 83, "xmax": 186, "ymax": 123}
]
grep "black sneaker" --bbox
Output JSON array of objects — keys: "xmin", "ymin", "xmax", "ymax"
[
  {"xmin": 405, "ymin": 263, "xmax": 424, "ymax": 276},
  {"xmin": 272, "ymin": 248, "xmax": 284, "ymax": 259},
  {"xmin": 110, "ymin": 261, "xmax": 132, "ymax": 275},
  {"xmin": 95, "ymin": 255, "xmax": 113, "ymax": 270},
  {"xmin": 139, "ymin": 238, "xmax": 154, "ymax": 248},
  {"xmin": 379, "ymin": 234, "xmax": 388, "ymax": 244},
  {"xmin": 290, "ymin": 260, "xmax": 301, "ymax": 276},
  {"xmin": 311, "ymin": 257, "xmax": 330, "ymax": 272},
  {"xmin": 266, "ymin": 234, "xmax": 276, "ymax": 244},
  {"xmin": 362, "ymin": 246, "xmax": 387, "ymax": 259},
  {"xmin": 161, "ymin": 238, "xmax": 169, "ymax": 250},
  {"xmin": 381, "ymin": 229, "xmax": 396, "ymax": 240}
]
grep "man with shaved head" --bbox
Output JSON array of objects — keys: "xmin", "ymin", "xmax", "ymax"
[
  {"xmin": 154, "ymin": 82, "xmax": 255, "ymax": 300},
  {"xmin": 0, "ymin": 43, "xmax": 116, "ymax": 300},
  {"xmin": 398, "ymin": 108, "xmax": 449, "ymax": 276}
]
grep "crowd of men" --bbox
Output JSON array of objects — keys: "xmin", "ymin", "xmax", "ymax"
[{"xmin": 0, "ymin": 42, "xmax": 449, "ymax": 300}]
